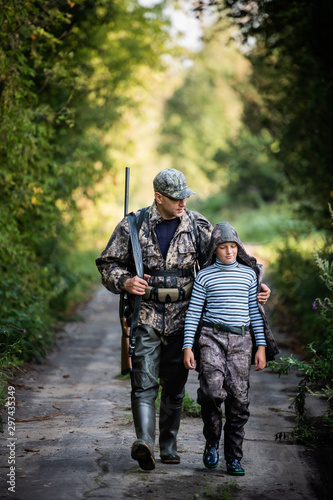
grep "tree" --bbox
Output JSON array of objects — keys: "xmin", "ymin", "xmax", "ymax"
[
  {"xmin": 158, "ymin": 26, "xmax": 250, "ymax": 197},
  {"xmin": 191, "ymin": 0, "xmax": 333, "ymax": 231},
  {"xmin": 0, "ymin": 0, "xmax": 171, "ymax": 365}
]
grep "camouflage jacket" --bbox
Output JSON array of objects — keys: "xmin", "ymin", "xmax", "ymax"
[{"xmin": 95, "ymin": 201, "xmax": 213, "ymax": 336}]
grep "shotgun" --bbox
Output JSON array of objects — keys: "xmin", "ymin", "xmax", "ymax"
[{"xmin": 120, "ymin": 167, "xmax": 132, "ymax": 375}]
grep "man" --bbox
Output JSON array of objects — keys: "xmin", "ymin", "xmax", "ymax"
[{"xmin": 95, "ymin": 168, "xmax": 271, "ymax": 471}]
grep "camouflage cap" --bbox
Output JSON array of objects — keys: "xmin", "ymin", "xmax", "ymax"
[{"xmin": 153, "ymin": 168, "xmax": 195, "ymax": 199}]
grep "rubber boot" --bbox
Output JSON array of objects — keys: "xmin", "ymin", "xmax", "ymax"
[
  {"xmin": 131, "ymin": 401, "xmax": 156, "ymax": 470},
  {"xmin": 159, "ymin": 395, "xmax": 182, "ymax": 464}
]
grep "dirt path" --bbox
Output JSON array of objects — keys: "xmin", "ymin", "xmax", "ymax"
[{"xmin": 0, "ymin": 286, "xmax": 330, "ymax": 499}]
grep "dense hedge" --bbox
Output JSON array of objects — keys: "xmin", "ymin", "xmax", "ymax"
[{"xmin": 0, "ymin": 0, "xmax": 170, "ymax": 372}]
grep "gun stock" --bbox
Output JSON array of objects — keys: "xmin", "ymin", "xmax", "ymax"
[
  {"xmin": 120, "ymin": 293, "xmax": 132, "ymax": 375},
  {"xmin": 120, "ymin": 167, "xmax": 132, "ymax": 375}
]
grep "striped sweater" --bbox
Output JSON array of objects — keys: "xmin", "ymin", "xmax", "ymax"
[{"xmin": 183, "ymin": 259, "xmax": 266, "ymax": 349}]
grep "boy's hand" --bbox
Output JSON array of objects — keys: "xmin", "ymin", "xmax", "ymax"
[
  {"xmin": 254, "ymin": 346, "xmax": 266, "ymax": 371},
  {"xmin": 183, "ymin": 348, "xmax": 195, "ymax": 370},
  {"xmin": 257, "ymin": 283, "xmax": 271, "ymax": 304}
]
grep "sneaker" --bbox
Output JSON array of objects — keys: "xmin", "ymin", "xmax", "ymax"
[
  {"xmin": 203, "ymin": 442, "xmax": 219, "ymax": 469},
  {"xmin": 226, "ymin": 458, "xmax": 245, "ymax": 476}
]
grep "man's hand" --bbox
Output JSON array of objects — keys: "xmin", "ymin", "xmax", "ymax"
[
  {"xmin": 257, "ymin": 283, "xmax": 271, "ymax": 305},
  {"xmin": 124, "ymin": 274, "xmax": 151, "ymax": 295},
  {"xmin": 254, "ymin": 346, "xmax": 266, "ymax": 371},
  {"xmin": 183, "ymin": 348, "xmax": 195, "ymax": 370}
]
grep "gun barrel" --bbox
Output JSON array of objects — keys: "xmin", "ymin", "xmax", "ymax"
[
  {"xmin": 124, "ymin": 167, "xmax": 130, "ymax": 216},
  {"xmin": 120, "ymin": 167, "xmax": 132, "ymax": 374}
]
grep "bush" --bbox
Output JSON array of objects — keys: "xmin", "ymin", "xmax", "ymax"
[
  {"xmin": 0, "ymin": 0, "xmax": 171, "ymax": 394},
  {"xmin": 269, "ymin": 237, "xmax": 330, "ymax": 346},
  {"xmin": 268, "ymin": 206, "xmax": 333, "ymax": 444}
]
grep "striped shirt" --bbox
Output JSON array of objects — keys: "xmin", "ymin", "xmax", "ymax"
[{"xmin": 183, "ymin": 259, "xmax": 266, "ymax": 349}]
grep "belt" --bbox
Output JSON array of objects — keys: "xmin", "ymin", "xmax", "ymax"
[
  {"xmin": 144, "ymin": 267, "xmax": 194, "ymax": 277},
  {"xmin": 143, "ymin": 282, "xmax": 193, "ymax": 303},
  {"xmin": 202, "ymin": 320, "xmax": 250, "ymax": 336}
]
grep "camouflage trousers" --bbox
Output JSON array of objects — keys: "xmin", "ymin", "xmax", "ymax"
[{"xmin": 197, "ymin": 325, "xmax": 252, "ymax": 461}]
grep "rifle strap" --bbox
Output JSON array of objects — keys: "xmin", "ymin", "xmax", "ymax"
[
  {"xmin": 127, "ymin": 212, "xmax": 144, "ymax": 356},
  {"xmin": 135, "ymin": 206, "xmax": 149, "ymax": 232}
]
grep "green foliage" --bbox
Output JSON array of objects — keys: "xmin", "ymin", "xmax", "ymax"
[
  {"xmin": 185, "ymin": 2, "xmax": 333, "ymax": 374},
  {"xmin": 181, "ymin": 391, "xmax": 201, "ymax": 417},
  {"xmin": 202, "ymin": 480, "xmax": 237, "ymax": 500},
  {"xmin": 197, "ymin": 0, "xmax": 333, "ymax": 232},
  {"xmin": 268, "ymin": 210, "xmax": 333, "ymax": 441},
  {"xmin": 158, "ymin": 26, "xmax": 249, "ymax": 196},
  {"xmin": 269, "ymin": 238, "xmax": 330, "ymax": 344},
  {"xmin": 154, "ymin": 389, "xmax": 200, "ymax": 417},
  {"xmin": 268, "ymin": 340, "xmax": 333, "ymax": 419},
  {"xmin": 276, "ymin": 415, "xmax": 333, "ymax": 447},
  {"xmin": 0, "ymin": 325, "xmax": 26, "ymax": 408},
  {"xmin": 191, "ymin": 196, "xmax": 291, "ymax": 245},
  {"xmin": 159, "ymin": 19, "xmax": 286, "ymax": 220},
  {"xmin": 316, "ymin": 206, "xmax": 333, "ymax": 292},
  {"xmin": 213, "ymin": 128, "xmax": 285, "ymax": 208},
  {"xmin": 0, "ymin": 0, "xmax": 172, "ymax": 378},
  {"xmin": 289, "ymin": 423, "xmax": 320, "ymax": 448}
]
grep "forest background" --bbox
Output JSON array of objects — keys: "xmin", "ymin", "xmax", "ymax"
[{"xmin": 1, "ymin": 0, "xmax": 332, "ymax": 437}]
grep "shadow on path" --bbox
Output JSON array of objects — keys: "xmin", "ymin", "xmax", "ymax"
[{"xmin": 0, "ymin": 286, "xmax": 330, "ymax": 499}]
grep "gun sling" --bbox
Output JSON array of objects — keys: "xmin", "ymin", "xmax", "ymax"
[
  {"xmin": 144, "ymin": 266, "xmax": 194, "ymax": 277},
  {"xmin": 128, "ymin": 212, "xmax": 144, "ymax": 357}
]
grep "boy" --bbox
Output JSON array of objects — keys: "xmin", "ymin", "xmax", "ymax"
[{"xmin": 183, "ymin": 221, "xmax": 278, "ymax": 475}]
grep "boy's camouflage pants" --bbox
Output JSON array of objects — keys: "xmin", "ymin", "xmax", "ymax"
[{"xmin": 197, "ymin": 325, "xmax": 252, "ymax": 461}]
